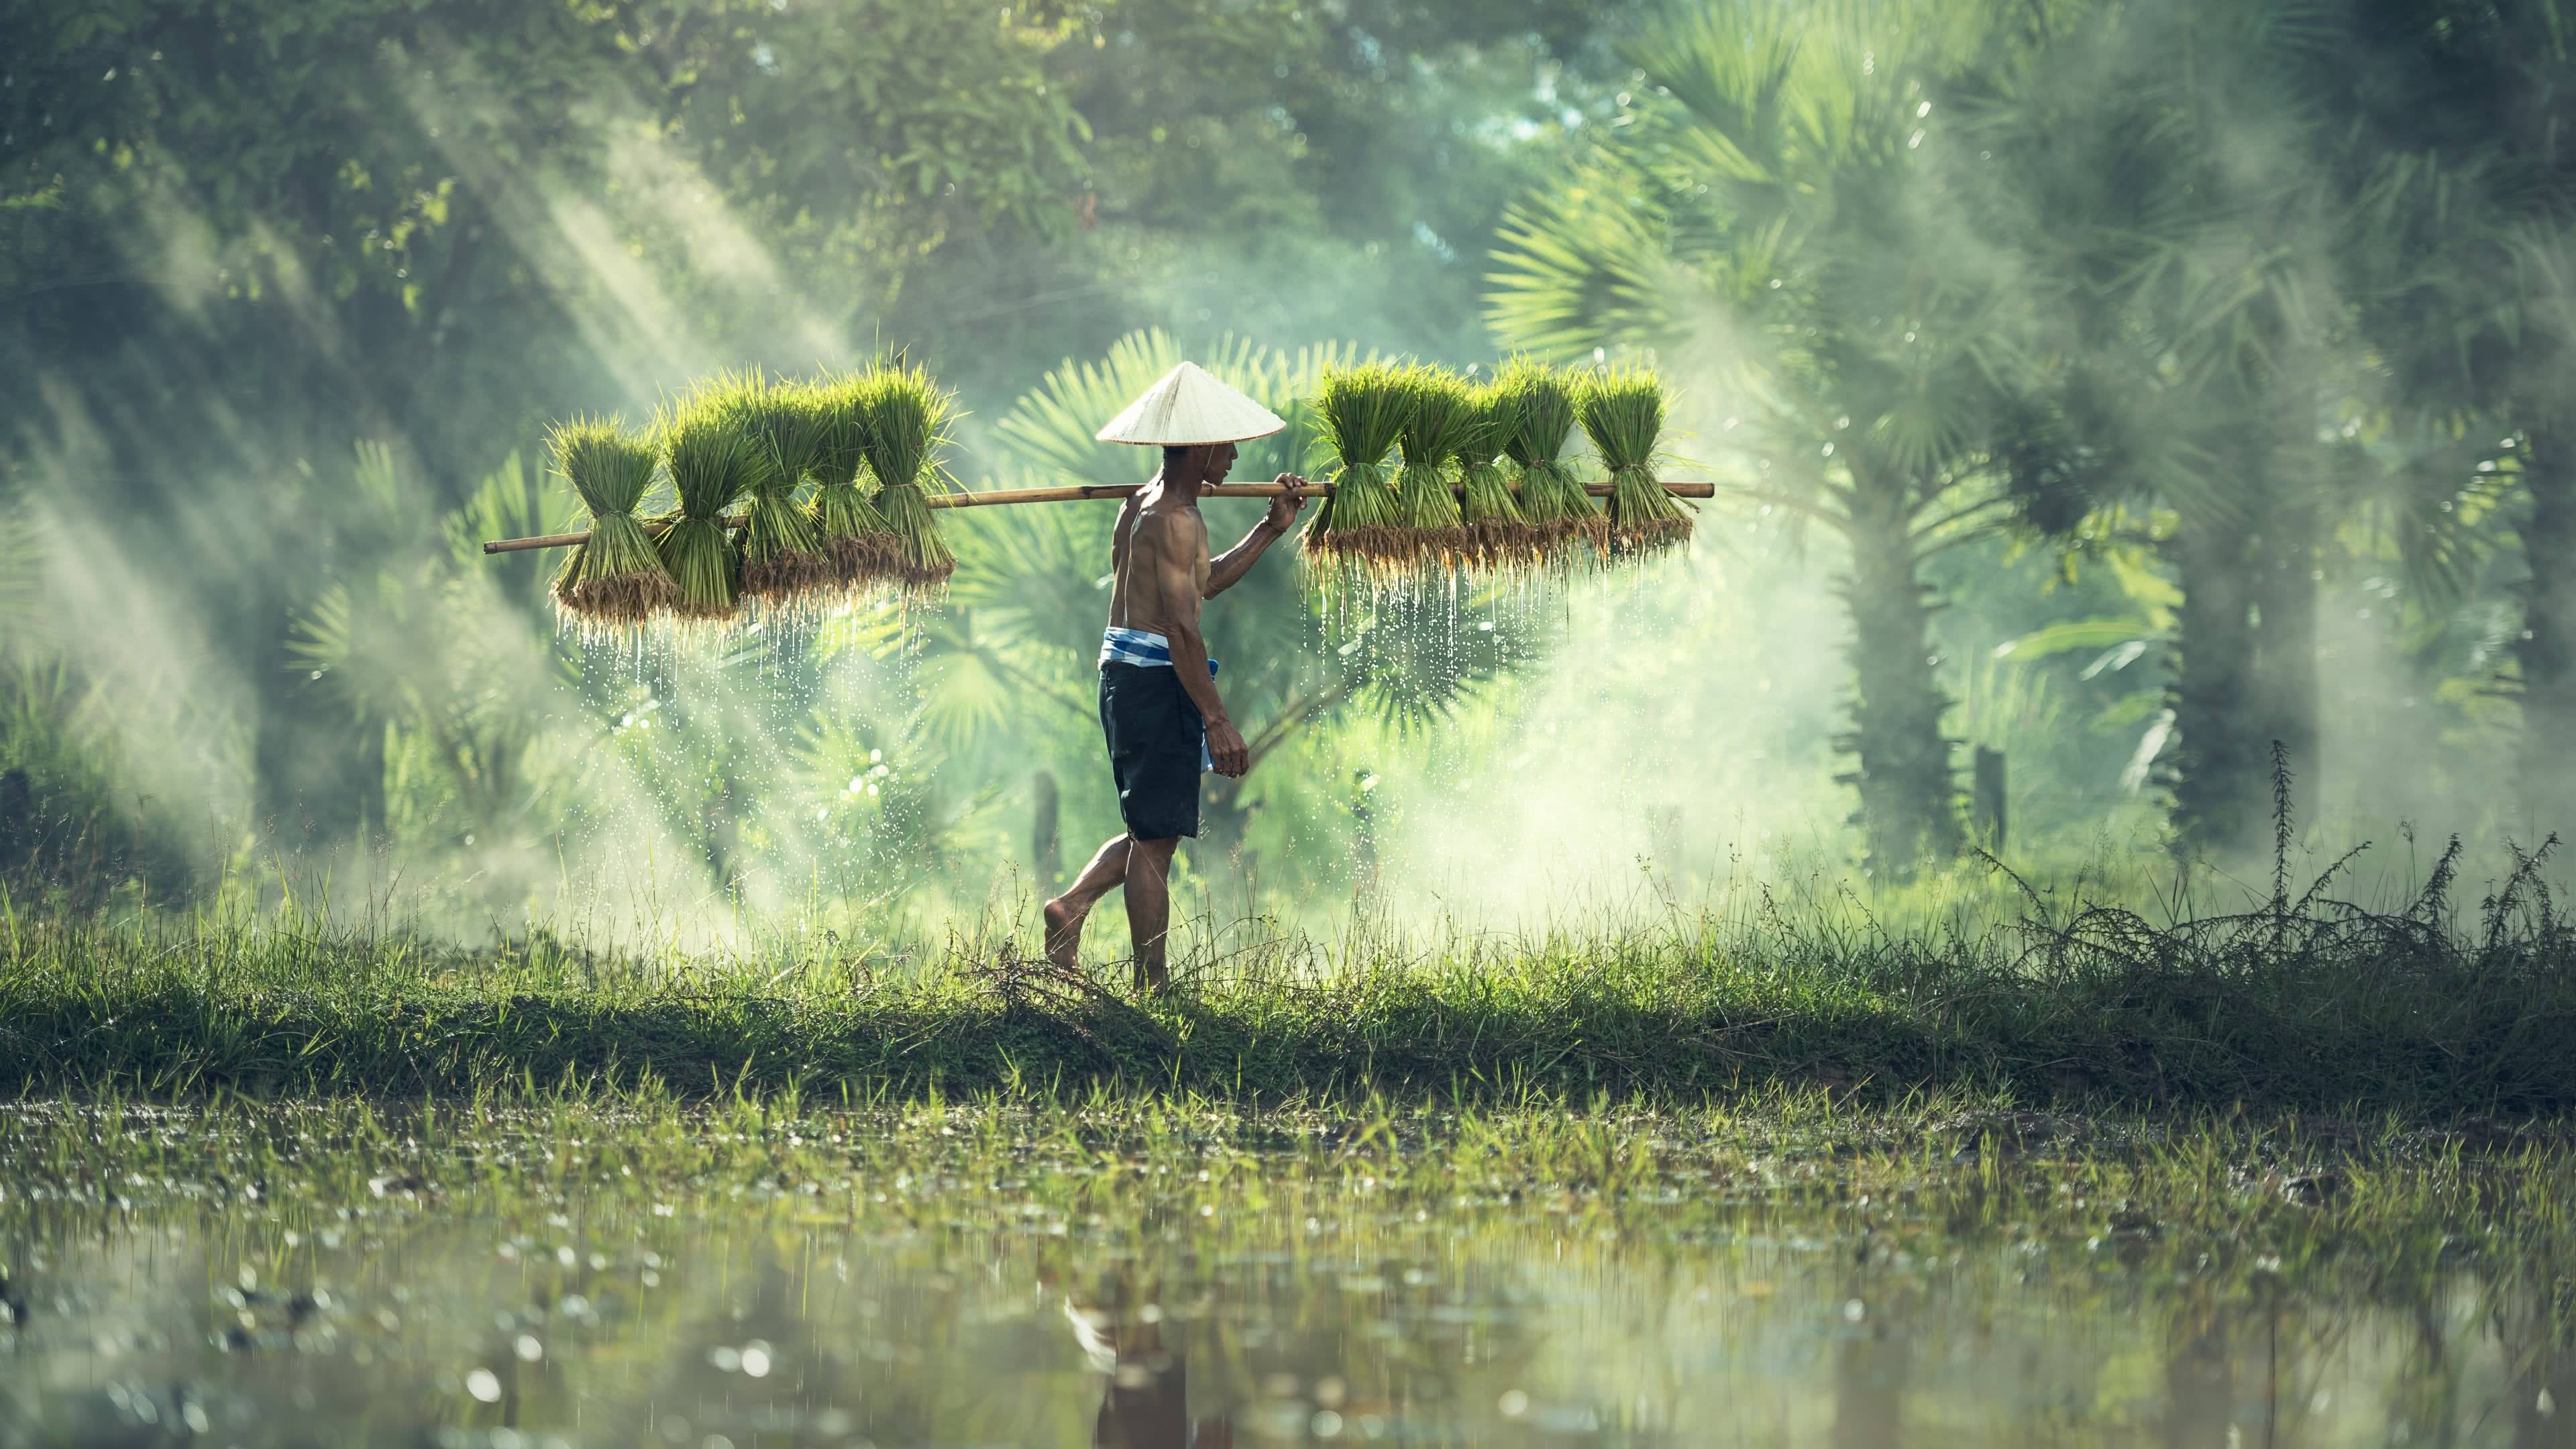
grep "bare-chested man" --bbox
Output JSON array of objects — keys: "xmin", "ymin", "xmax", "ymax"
[{"xmin": 1042, "ymin": 362, "xmax": 1305, "ymax": 992}]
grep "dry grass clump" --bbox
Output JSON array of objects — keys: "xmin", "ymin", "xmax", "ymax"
[
  {"xmin": 1580, "ymin": 364, "xmax": 1692, "ymax": 558},
  {"xmin": 546, "ymin": 416, "xmax": 676, "ymax": 631}
]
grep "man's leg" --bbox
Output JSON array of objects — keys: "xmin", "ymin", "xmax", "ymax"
[
  {"xmin": 1123, "ymin": 836, "xmax": 1181, "ymax": 994},
  {"xmin": 1043, "ymin": 835, "xmax": 1131, "ymax": 970}
]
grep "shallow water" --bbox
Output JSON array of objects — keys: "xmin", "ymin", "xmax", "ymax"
[{"xmin": 3, "ymin": 1106, "xmax": 2569, "ymax": 1447}]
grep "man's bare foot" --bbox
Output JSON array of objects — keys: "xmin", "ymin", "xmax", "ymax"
[{"xmin": 1042, "ymin": 896, "xmax": 1085, "ymax": 970}]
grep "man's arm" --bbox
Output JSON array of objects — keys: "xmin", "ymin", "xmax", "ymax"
[
  {"xmin": 1203, "ymin": 475, "xmax": 1306, "ymax": 598},
  {"xmin": 1110, "ymin": 491, "xmax": 1140, "ymax": 583},
  {"xmin": 1150, "ymin": 516, "xmax": 1249, "ymax": 776}
]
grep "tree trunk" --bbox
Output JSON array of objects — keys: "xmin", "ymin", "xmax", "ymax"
[
  {"xmin": 1835, "ymin": 470, "xmax": 1961, "ymax": 879},
  {"xmin": 2248, "ymin": 490, "xmax": 2320, "ymax": 802},
  {"xmin": 1350, "ymin": 769, "xmax": 1381, "ymax": 907},
  {"xmin": 2249, "ymin": 376, "xmax": 2321, "ymax": 817},
  {"xmin": 2519, "ymin": 423, "xmax": 2576, "ymax": 833},
  {"xmin": 2165, "ymin": 509, "xmax": 2270, "ymax": 857},
  {"xmin": 1030, "ymin": 769, "xmax": 1061, "ymax": 897},
  {"xmin": 1971, "ymin": 747, "xmax": 2006, "ymax": 853}
]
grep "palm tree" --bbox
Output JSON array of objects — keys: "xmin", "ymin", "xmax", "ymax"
[
  {"xmin": 287, "ymin": 445, "xmax": 561, "ymax": 857},
  {"xmin": 2335, "ymin": 0, "xmax": 2576, "ymax": 830},
  {"xmin": 1971, "ymin": 0, "xmax": 2371, "ymax": 854},
  {"xmin": 1486, "ymin": 0, "xmax": 2041, "ymax": 875}
]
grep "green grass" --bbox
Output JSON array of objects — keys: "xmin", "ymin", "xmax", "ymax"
[
  {"xmin": 5, "ymin": 856, "xmax": 2572, "ymax": 1109},
  {"xmin": 8, "ymin": 1090, "xmax": 2575, "ymax": 1307}
]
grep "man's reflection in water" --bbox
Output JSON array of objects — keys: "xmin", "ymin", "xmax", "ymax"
[{"xmin": 1064, "ymin": 1270, "xmax": 1233, "ymax": 1449}]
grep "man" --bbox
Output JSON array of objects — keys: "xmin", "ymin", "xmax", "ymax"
[{"xmin": 1042, "ymin": 362, "xmax": 1306, "ymax": 992}]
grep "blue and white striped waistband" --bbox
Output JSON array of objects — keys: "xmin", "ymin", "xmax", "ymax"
[
  {"xmin": 1102, "ymin": 627, "xmax": 1221, "ymax": 678},
  {"xmin": 1099, "ymin": 626, "xmax": 1174, "ymax": 668},
  {"xmin": 1102, "ymin": 627, "xmax": 1218, "ymax": 772}
]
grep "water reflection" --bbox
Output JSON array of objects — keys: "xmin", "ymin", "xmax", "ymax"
[
  {"xmin": 3, "ymin": 1118, "xmax": 2572, "ymax": 1446},
  {"xmin": 1065, "ymin": 1256, "xmax": 1223, "ymax": 1447}
]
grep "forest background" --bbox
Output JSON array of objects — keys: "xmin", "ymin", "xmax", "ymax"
[{"xmin": 5, "ymin": 0, "xmax": 2573, "ymax": 951}]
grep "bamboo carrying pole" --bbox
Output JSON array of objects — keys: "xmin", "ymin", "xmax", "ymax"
[{"xmin": 482, "ymin": 478, "xmax": 1717, "ymax": 555}]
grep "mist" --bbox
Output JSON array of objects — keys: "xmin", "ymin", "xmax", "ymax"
[{"xmin": 5, "ymin": 0, "xmax": 2571, "ymax": 956}]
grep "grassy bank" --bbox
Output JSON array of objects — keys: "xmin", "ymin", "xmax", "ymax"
[{"xmin": 6, "ymin": 846, "xmax": 2574, "ymax": 1110}]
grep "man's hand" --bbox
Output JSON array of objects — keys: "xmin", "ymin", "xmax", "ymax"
[
  {"xmin": 1208, "ymin": 716, "xmax": 1250, "ymax": 777},
  {"xmin": 1264, "ymin": 474, "xmax": 1308, "ymax": 535}
]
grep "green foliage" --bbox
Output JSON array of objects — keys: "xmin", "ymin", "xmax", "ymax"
[
  {"xmin": 1488, "ymin": 0, "xmax": 2041, "ymax": 869},
  {"xmin": 288, "ymin": 451, "xmax": 569, "ymax": 861},
  {"xmin": 11, "ymin": 0, "xmax": 2576, "ymax": 913},
  {"xmin": 0, "ymin": 0, "xmax": 1650, "ymax": 910}
]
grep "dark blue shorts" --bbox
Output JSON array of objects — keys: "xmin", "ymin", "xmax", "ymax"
[{"xmin": 1098, "ymin": 663, "xmax": 1203, "ymax": 841}]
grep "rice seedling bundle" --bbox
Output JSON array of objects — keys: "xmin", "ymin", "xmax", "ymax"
[
  {"xmin": 1499, "ymin": 357, "xmax": 1606, "ymax": 566},
  {"xmin": 1299, "ymin": 362, "xmax": 1413, "ymax": 577},
  {"xmin": 654, "ymin": 400, "xmax": 758, "ymax": 621},
  {"xmin": 712, "ymin": 370, "xmax": 833, "ymax": 607},
  {"xmin": 1389, "ymin": 365, "xmax": 1473, "ymax": 572},
  {"xmin": 806, "ymin": 370, "xmax": 900, "ymax": 596},
  {"xmin": 547, "ymin": 416, "xmax": 675, "ymax": 627},
  {"xmin": 1580, "ymin": 364, "xmax": 1692, "ymax": 557},
  {"xmin": 855, "ymin": 362, "xmax": 959, "ymax": 593},
  {"xmin": 1456, "ymin": 382, "xmax": 1530, "ymax": 571}
]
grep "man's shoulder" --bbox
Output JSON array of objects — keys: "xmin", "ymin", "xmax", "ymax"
[{"xmin": 1135, "ymin": 498, "xmax": 1205, "ymax": 537}]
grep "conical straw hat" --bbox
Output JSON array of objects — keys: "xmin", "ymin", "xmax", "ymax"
[{"xmin": 1095, "ymin": 361, "xmax": 1287, "ymax": 446}]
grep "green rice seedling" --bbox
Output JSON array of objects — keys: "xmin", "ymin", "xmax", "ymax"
[
  {"xmin": 806, "ymin": 370, "xmax": 901, "ymax": 598},
  {"xmin": 547, "ymin": 416, "xmax": 675, "ymax": 629},
  {"xmin": 1299, "ymin": 362, "xmax": 1413, "ymax": 578},
  {"xmin": 855, "ymin": 362, "xmax": 959, "ymax": 595},
  {"xmin": 712, "ymin": 371, "xmax": 832, "ymax": 610},
  {"xmin": 1389, "ymin": 365, "xmax": 1474, "ymax": 574},
  {"xmin": 653, "ymin": 400, "xmax": 757, "ymax": 621},
  {"xmin": 1499, "ymin": 357, "xmax": 1606, "ymax": 567},
  {"xmin": 1580, "ymin": 364, "xmax": 1692, "ymax": 557},
  {"xmin": 1456, "ymin": 382, "xmax": 1531, "ymax": 571}
]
